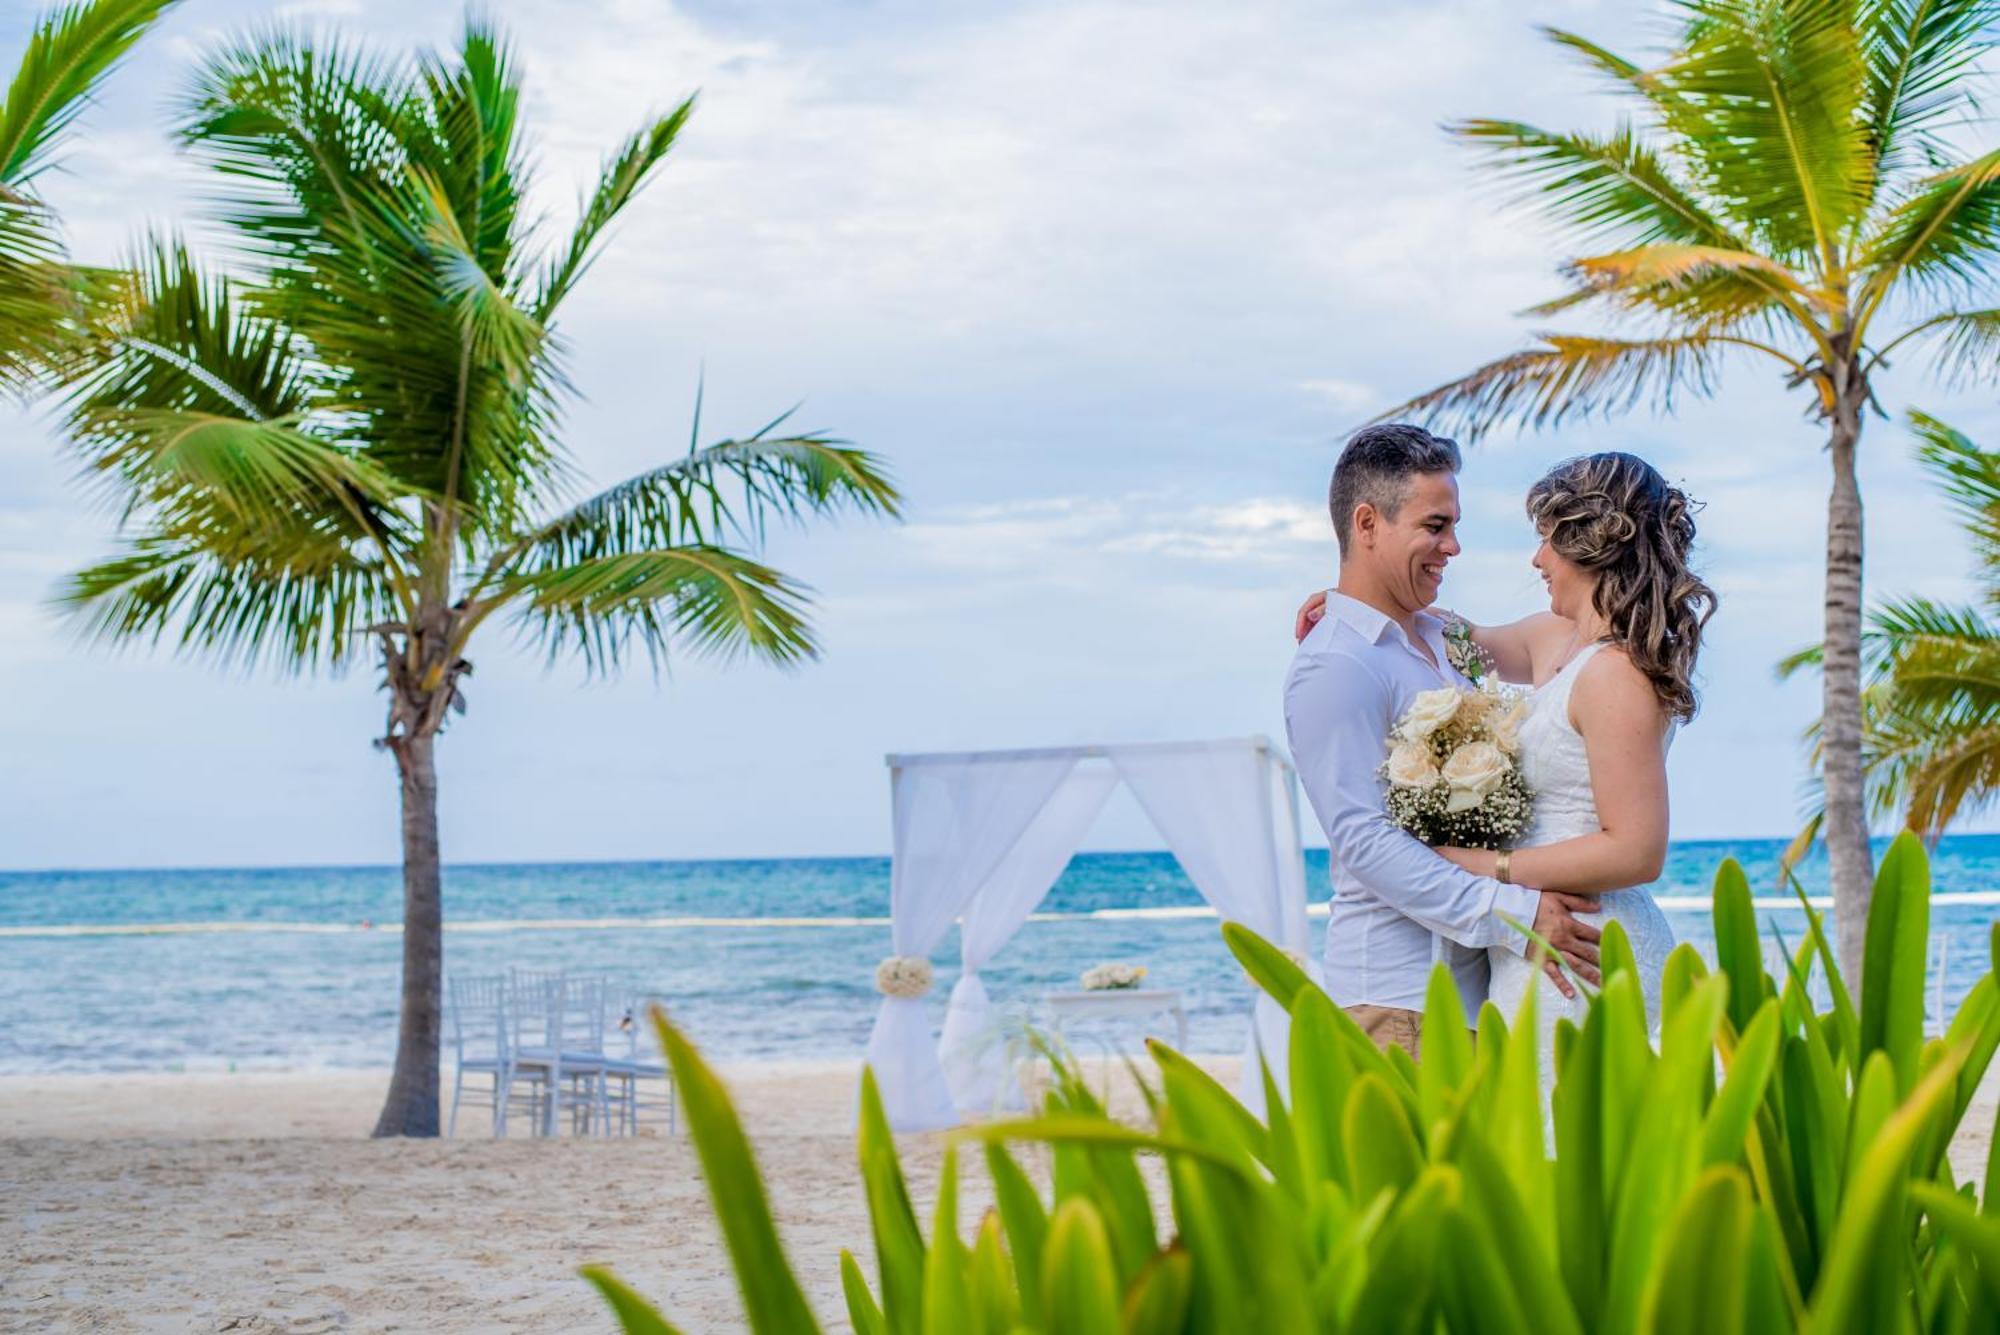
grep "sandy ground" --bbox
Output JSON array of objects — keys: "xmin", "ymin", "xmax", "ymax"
[{"xmin": 3, "ymin": 1059, "xmax": 1993, "ymax": 1334}]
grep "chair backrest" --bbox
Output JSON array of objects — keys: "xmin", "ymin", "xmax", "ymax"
[
  {"xmin": 506, "ymin": 969, "xmax": 610, "ymax": 1055},
  {"xmin": 448, "ymin": 975, "xmax": 509, "ymax": 1060}
]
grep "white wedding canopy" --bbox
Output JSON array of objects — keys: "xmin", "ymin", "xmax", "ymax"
[{"xmin": 863, "ymin": 737, "xmax": 1319, "ymax": 1132}]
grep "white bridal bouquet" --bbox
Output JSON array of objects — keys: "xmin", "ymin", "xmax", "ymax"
[
  {"xmin": 1382, "ymin": 684, "xmax": 1534, "ymax": 850},
  {"xmin": 1080, "ymin": 962, "xmax": 1148, "ymax": 991}
]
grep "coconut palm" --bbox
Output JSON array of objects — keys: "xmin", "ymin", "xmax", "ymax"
[
  {"xmin": 1379, "ymin": 0, "xmax": 2000, "ymax": 983},
  {"xmin": 0, "ymin": 0, "xmax": 177, "ymax": 392},
  {"xmin": 1784, "ymin": 412, "xmax": 2000, "ymax": 837},
  {"xmin": 55, "ymin": 22, "xmax": 900, "ymax": 1136}
]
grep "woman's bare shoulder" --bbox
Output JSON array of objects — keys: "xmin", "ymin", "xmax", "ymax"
[{"xmin": 1573, "ymin": 643, "xmax": 1666, "ymax": 721}]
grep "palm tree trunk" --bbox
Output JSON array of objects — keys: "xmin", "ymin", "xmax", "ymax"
[
  {"xmin": 372, "ymin": 727, "xmax": 444, "ymax": 1137},
  {"xmin": 1822, "ymin": 365, "xmax": 1873, "ymax": 989}
]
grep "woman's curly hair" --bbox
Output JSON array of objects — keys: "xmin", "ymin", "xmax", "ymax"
[{"xmin": 1527, "ymin": 452, "xmax": 1717, "ymax": 722}]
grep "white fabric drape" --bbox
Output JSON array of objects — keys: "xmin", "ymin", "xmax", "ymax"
[
  {"xmin": 864, "ymin": 754, "xmax": 1080, "ymax": 1131},
  {"xmin": 1112, "ymin": 742, "xmax": 1315, "ymax": 1115},
  {"xmin": 938, "ymin": 765, "xmax": 1121, "ymax": 1114}
]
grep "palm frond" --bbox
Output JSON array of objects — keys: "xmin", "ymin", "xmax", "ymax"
[
  {"xmin": 1535, "ymin": 240, "xmax": 1826, "ymax": 331},
  {"xmin": 494, "ymin": 422, "xmax": 898, "ymax": 581},
  {"xmin": 58, "ymin": 533, "xmax": 400, "ymax": 671},
  {"xmin": 1449, "ymin": 118, "xmax": 1741, "ymax": 248},
  {"xmin": 534, "ymin": 96, "xmax": 694, "ymax": 321},
  {"xmin": 1652, "ymin": 0, "xmax": 1873, "ymax": 262},
  {"xmin": 1856, "ymin": 146, "xmax": 2000, "ymax": 308},
  {"xmin": 503, "ymin": 545, "xmax": 816, "ymax": 673},
  {"xmin": 1877, "ymin": 305, "xmax": 2000, "ymax": 385},
  {"xmin": 409, "ymin": 164, "xmax": 545, "ymax": 384},
  {"xmin": 1908, "ymin": 410, "xmax": 2000, "ymax": 570},
  {"xmin": 0, "ymin": 0, "xmax": 177, "ymax": 188},
  {"xmin": 1859, "ymin": 0, "xmax": 2000, "ymax": 183},
  {"xmin": 1374, "ymin": 333, "xmax": 1726, "ymax": 441}
]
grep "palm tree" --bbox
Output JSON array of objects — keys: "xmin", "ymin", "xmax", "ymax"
[
  {"xmin": 1378, "ymin": 0, "xmax": 2000, "ymax": 984},
  {"xmin": 0, "ymin": 0, "xmax": 177, "ymax": 392},
  {"xmin": 1784, "ymin": 412, "xmax": 2000, "ymax": 837},
  {"xmin": 55, "ymin": 22, "xmax": 900, "ymax": 1136}
]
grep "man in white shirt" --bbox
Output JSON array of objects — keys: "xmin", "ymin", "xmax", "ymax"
[{"xmin": 1285, "ymin": 423, "xmax": 1600, "ymax": 1057}]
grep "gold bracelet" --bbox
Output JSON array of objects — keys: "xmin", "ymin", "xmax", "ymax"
[{"xmin": 1495, "ymin": 849, "xmax": 1513, "ymax": 885}]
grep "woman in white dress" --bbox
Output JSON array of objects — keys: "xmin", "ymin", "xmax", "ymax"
[
  {"xmin": 1434, "ymin": 453, "xmax": 1716, "ymax": 1057},
  {"xmin": 1295, "ymin": 452, "xmax": 1716, "ymax": 1050}
]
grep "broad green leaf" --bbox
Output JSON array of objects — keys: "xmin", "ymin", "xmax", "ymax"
[
  {"xmin": 1345, "ymin": 1166, "xmax": 1454, "ymax": 1335},
  {"xmin": 1444, "ymin": 1124, "xmax": 1581, "ymax": 1335},
  {"xmin": 1788, "ymin": 871, "xmax": 1859, "ymax": 1066},
  {"xmin": 983, "ymin": 1143, "xmax": 1046, "ymax": 1316},
  {"xmin": 921, "ymin": 1148, "xmax": 972, "ymax": 1335},
  {"xmin": 1344, "ymin": 1074, "xmax": 1425, "ymax": 1205},
  {"xmin": 1289, "ymin": 986, "xmax": 1355, "ymax": 1192},
  {"xmin": 580, "ymin": 1264, "xmax": 688, "ymax": 1335},
  {"xmin": 1552, "ymin": 1001, "xmax": 1607, "ymax": 1326},
  {"xmin": 1812, "ymin": 1044, "xmax": 1971, "ymax": 1331},
  {"xmin": 1713, "ymin": 857, "xmax": 1767, "ymax": 1037},
  {"xmin": 857, "ymin": 1066, "xmax": 925, "ymax": 1335},
  {"xmin": 966, "ymin": 1213, "xmax": 1020, "ymax": 1335},
  {"xmin": 1435, "ymin": 1199, "xmax": 1537, "ymax": 1335},
  {"xmin": 1601, "ymin": 915, "xmax": 1640, "ymax": 988},
  {"xmin": 653, "ymin": 1011, "xmax": 820, "ymax": 1335},
  {"xmin": 1778, "ymin": 1038, "xmax": 1840, "ymax": 1271},
  {"xmin": 1418, "ymin": 962, "xmax": 1475, "ymax": 1136},
  {"xmin": 1042, "ymin": 1198, "xmax": 1120, "ymax": 1335},
  {"xmin": 1603, "ymin": 976, "xmax": 1728, "ymax": 1332},
  {"xmin": 1637, "ymin": 1166, "xmax": 1755, "ymax": 1335},
  {"xmin": 1845, "ymin": 1050, "xmax": 1899, "ymax": 1196},
  {"xmin": 1860, "ymin": 831, "xmax": 1932, "ymax": 1094},
  {"xmin": 1119, "ymin": 1247, "xmax": 1192, "ymax": 1335},
  {"xmin": 1150, "ymin": 1040, "xmax": 1269, "ymax": 1169},
  {"xmin": 840, "ymin": 1251, "xmax": 888, "ymax": 1335},
  {"xmin": 1259, "ymin": 1055, "xmax": 1306, "ymax": 1205},
  {"xmin": 1661, "ymin": 942, "xmax": 1709, "ymax": 1024},
  {"xmin": 1701, "ymin": 998, "xmax": 1781, "ymax": 1169},
  {"xmin": 1222, "ymin": 921, "xmax": 1315, "ymax": 1010},
  {"xmin": 1914, "ymin": 1183, "xmax": 2000, "ymax": 1312}
]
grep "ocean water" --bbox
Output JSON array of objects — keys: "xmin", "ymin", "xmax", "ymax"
[{"xmin": 2, "ymin": 838, "xmax": 1995, "ymax": 1074}]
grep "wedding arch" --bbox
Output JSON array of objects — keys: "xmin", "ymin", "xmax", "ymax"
[{"xmin": 863, "ymin": 736, "xmax": 1320, "ymax": 1132}]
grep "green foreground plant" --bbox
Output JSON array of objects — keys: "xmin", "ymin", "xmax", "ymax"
[{"xmin": 589, "ymin": 831, "xmax": 2000, "ymax": 1333}]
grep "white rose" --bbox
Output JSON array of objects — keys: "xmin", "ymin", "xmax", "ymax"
[
  {"xmin": 1385, "ymin": 740, "xmax": 1441, "ymax": 788},
  {"xmin": 1398, "ymin": 687, "xmax": 1463, "ymax": 740},
  {"xmin": 1441, "ymin": 741, "xmax": 1511, "ymax": 812},
  {"xmin": 1489, "ymin": 697, "xmax": 1532, "ymax": 755}
]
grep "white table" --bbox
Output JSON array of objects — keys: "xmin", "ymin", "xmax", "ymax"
[{"xmin": 1042, "ymin": 987, "xmax": 1189, "ymax": 1053}]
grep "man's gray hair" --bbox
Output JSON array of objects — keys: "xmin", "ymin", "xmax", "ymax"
[{"xmin": 1328, "ymin": 423, "xmax": 1462, "ymax": 557}]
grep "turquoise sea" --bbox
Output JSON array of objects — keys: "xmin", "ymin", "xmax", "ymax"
[{"xmin": 2, "ymin": 837, "xmax": 1996, "ymax": 1074}]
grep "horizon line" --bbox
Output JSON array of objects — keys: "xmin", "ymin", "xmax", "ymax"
[{"xmin": 3, "ymin": 829, "xmax": 1995, "ymax": 878}]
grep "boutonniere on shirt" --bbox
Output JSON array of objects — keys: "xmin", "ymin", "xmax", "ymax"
[{"xmin": 1441, "ymin": 615, "xmax": 1494, "ymax": 685}]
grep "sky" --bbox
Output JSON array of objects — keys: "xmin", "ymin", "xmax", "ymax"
[{"xmin": 5, "ymin": 0, "xmax": 2000, "ymax": 870}]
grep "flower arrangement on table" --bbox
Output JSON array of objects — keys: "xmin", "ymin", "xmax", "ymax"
[
  {"xmin": 1080, "ymin": 962, "xmax": 1148, "ymax": 991},
  {"xmin": 1381, "ymin": 683, "xmax": 1534, "ymax": 851}
]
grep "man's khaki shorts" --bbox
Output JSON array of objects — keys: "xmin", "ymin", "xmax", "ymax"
[{"xmin": 1344, "ymin": 1004, "xmax": 1422, "ymax": 1061}]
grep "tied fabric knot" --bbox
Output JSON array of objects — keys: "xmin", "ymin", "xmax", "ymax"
[{"xmin": 874, "ymin": 955, "xmax": 933, "ymax": 998}]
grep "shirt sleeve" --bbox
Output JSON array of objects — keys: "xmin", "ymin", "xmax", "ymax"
[{"xmin": 1285, "ymin": 646, "xmax": 1540, "ymax": 953}]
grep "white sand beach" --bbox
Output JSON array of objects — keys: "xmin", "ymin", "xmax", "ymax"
[
  {"xmin": 0, "ymin": 1058, "xmax": 1199, "ymax": 1333},
  {"xmin": 4, "ymin": 1058, "xmax": 1993, "ymax": 1333}
]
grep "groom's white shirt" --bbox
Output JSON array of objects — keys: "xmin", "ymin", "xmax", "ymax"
[{"xmin": 1285, "ymin": 592, "xmax": 1540, "ymax": 1023}]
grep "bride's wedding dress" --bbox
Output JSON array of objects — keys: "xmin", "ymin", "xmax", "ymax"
[{"xmin": 1486, "ymin": 643, "xmax": 1675, "ymax": 1104}]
